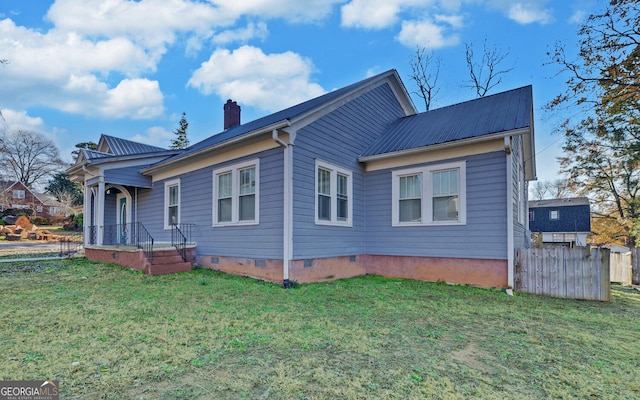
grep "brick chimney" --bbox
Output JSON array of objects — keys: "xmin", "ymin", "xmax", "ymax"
[{"xmin": 223, "ymin": 99, "xmax": 241, "ymax": 130}]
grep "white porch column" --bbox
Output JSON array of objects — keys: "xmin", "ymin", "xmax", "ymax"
[
  {"xmin": 83, "ymin": 183, "xmax": 91, "ymax": 245},
  {"xmin": 97, "ymin": 178, "xmax": 105, "ymax": 245}
]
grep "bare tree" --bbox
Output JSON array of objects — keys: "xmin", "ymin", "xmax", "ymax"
[
  {"xmin": 49, "ymin": 189, "xmax": 78, "ymax": 217},
  {"xmin": 0, "ymin": 129, "xmax": 65, "ymax": 188},
  {"xmin": 529, "ymin": 179, "xmax": 571, "ymax": 200},
  {"xmin": 464, "ymin": 39, "xmax": 513, "ymax": 97},
  {"xmin": 408, "ymin": 47, "xmax": 441, "ymax": 111}
]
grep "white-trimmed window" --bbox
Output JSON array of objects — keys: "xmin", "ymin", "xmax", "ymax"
[
  {"xmin": 164, "ymin": 179, "xmax": 180, "ymax": 229},
  {"xmin": 13, "ymin": 190, "xmax": 25, "ymax": 199},
  {"xmin": 550, "ymin": 210, "xmax": 559, "ymax": 220},
  {"xmin": 315, "ymin": 160, "xmax": 353, "ymax": 226},
  {"xmin": 50, "ymin": 206, "xmax": 60, "ymax": 215},
  {"xmin": 213, "ymin": 159, "xmax": 259, "ymax": 226},
  {"xmin": 392, "ymin": 161, "xmax": 466, "ymax": 226},
  {"xmin": 36, "ymin": 206, "xmax": 43, "ymax": 212}
]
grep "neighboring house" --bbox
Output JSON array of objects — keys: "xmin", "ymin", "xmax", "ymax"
[
  {"xmin": 67, "ymin": 69, "xmax": 536, "ymax": 289},
  {"xmin": 0, "ymin": 181, "xmax": 65, "ymax": 219},
  {"xmin": 529, "ymin": 197, "xmax": 591, "ymax": 247}
]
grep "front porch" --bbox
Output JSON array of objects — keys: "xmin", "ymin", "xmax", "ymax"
[
  {"xmin": 85, "ymin": 222, "xmax": 197, "ymax": 275},
  {"xmin": 85, "ymin": 243, "xmax": 196, "ymax": 275}
]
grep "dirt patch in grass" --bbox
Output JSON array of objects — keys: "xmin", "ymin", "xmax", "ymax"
[
  {"xmin": 1, "ymin": 260, "xmax": 639, "ymax": 399},
  {"xmin": 450, "ymin": 343, "xmax": 496, "ymax": 373}
]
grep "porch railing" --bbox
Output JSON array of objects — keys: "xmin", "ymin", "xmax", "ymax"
[
  {"xmin": 88, "ymin": 222, "xmax": 154, "ymax": 262},
  {"xmin": 171, "ymin": 223, "xmax": 194, "ymax": 262},
  {"xmin": 59, "ymin": 231, "xmax": 83, "ymax": 258}
]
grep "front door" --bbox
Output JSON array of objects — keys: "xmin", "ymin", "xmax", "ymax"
[{"xmin": 117, "ymin": 194, "xmax": 128, "ymax": 244}]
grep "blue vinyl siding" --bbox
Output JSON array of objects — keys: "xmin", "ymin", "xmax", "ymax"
[
  {"xmin": 136, "ymin": 147, "xmax": 284, "ymax": 259},
  {"xmin": 104, "ymin": 166, "xmax": 153, "ymax": 188},
  {"xmin": 103, "ymin": 192, "xmax": 117, "ymax": 227},
  {"xmin": 292, "ymin": 82, "xmax": 407, "ymax": 259},
  {"xmin": 364, "ymin": 152, "xmax": 508, "ymax": 260}
]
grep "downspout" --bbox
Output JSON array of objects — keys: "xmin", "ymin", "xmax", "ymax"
[
  {"xmin": 272, "ymin": 128, "xmax": 294, "ymax": 288},
  {"xmin": 504, "ymin": 136, "xmax": 514, "ymax": 296}
]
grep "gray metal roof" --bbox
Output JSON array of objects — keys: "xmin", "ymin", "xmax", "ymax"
[
  {"xmin": 100, "ymin": 134, "xmax": 167, "ymax": 156},
  {"xmin": 529, "ymin": 197, "xmax": 590, "ymax": 208},
  {"xmin": 361, "ymin": 85, "xmax": 533, "ymax": 157},
  {"xmin": 150, "ymin": 69, "xmax": 413, "ymax": 168},
  {"xmin": 81, "ymin": 149, "xmax": 112, "ymax": 160}
]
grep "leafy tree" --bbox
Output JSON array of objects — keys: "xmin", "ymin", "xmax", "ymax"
[
  {"xmin": 548, "ymin": 0, "xmax": 640, "ymax": 246},
  {"xmin": 45, "ymin": 172, "xmax": 83, "ymax": 206},
  {"xmin": 408, "ymin": 47, "xmax": 441, "ymax": 111},
  {"xmin": 464, "ymin": 39, "xmax": 513, "ymax": 98},
  {"xmin": 0, "ymin": 129, "xmax": 65, "ymax": 188},
  {"xmin": 71, "ymin": 141, "xmax": 98, "ymax": 163},
  {"xmin": 170, "ymin": 112, "xmax": 189, "ymax": 150}
]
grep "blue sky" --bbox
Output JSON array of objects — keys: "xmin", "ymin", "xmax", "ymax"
[{"xmin": 0, "ymin": 0, "xmax": 603, "ymax": 182}]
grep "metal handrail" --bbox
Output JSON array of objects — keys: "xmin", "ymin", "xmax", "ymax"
[
  {"xmin": 171, "ymin": 223, "xmax": 193, "ymax": 262},
  {"xmin": 59, "ymin": 231, "xmax": 83, "ymax": 257},
  {"xmin": 136, "ymin": 223, "xmax": 154, "ymax": 263},
  {"xmin": 87, "ymin": 222, "xmax": 154, "ymax": 262}
]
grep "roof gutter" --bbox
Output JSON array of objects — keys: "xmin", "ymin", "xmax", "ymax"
[
  {"xmin": 141, "ymin": 119, "xmax": 291, "ymax": 176},
  {"xmin": 358, "ymin": 127, "xmax": 530, "ymax": 163}
]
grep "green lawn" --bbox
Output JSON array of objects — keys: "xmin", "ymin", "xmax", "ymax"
[{"xmin": 1, "ymin": 259, "xmax": 639, "ymax": 399}]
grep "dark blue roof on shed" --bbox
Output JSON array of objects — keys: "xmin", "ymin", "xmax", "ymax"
[
  {"xmin": 361, "ymin": 85, "xmax": 532, "ymax": 157},
  {"xmin": 529, "ymin": 198, "xmax": 591, "ymax": 233}
]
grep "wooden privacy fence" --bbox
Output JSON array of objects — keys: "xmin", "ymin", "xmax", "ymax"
[
  {"xmin": 610, "ymin": 251, "xmax": 632, "ymax": 285},
  {"xmin": 633, "ymin": 248, "xmax": 640, "ymax": 285},
  {"xmin": 515, "ymin": 247, "xmax": 610, "ymax": 301}
]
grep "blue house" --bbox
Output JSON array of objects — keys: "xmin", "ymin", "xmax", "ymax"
[
  {"xmin": 67, "ymin": 69, "xmax": 536, "ymax": 289},
  {"xmin": 529, "ymin": 197, "xmax": 591, "ymax": 246}
]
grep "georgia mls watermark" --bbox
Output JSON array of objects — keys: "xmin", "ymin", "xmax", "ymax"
[{"xmin": 0, "ymin": 380, "xmax": 58, "ymax": 400}]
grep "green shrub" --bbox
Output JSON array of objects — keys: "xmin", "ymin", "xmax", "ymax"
[{"xmin": 30, "ymin": 216, "xmax": 50, "ymax": 226}]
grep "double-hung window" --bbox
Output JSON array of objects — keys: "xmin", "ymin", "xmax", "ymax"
[
  {"xmin": 164, "ymin": 179, "xmax": 180, "ymax": 229},
  {"xmin": 213, "ymin": 159, "xmax": 259, "ymax": 226},
  {"xmin": 315, "ymin": 160, "xmax": 352, "ymax": 226},
  {"xmin": 392, "ymin": 161, "xmax": 466, "ymax": 226}
]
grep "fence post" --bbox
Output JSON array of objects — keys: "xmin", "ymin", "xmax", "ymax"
[{"xmin": 633, "ymin": 248, "xmax": 640, "ymax": 285}]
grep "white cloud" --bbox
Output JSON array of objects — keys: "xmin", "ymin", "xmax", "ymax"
[
  {"xmin": 435, "ymin": 14, "xmax": 464, "ymax": 29},
  {"xmin": 212, "ymin": 22, "xmax": 269, "ymax": 45},
  {"xmin": 54, "ymin": 75, "xmax": 164, "ymax": 119},
  {"xmin": 131, "ymin": 126, "xmax": 173, "ymax": 148},
  {"xmin": 568, "ymin": 10, "xmax": 587, "ymax": 24},
  {"xmin": 0, "ymin": 108, "xmax": 45, "ymax": 133},
  {"xmin": 396, "ymin": 18, "xmax": 460, "ymax": 49},
  {"xmin": 211, "ymin": 0, "xmax": 344, "ymax": 23},
  {"xmin": 101, "ymin": 79, "xmax": 165, "ymax": 119},
  {"xmin": 46, "ymin": 0, "xmax": 230, "ymax": 54},
  {"xmin": 341, "ymin": 0, "xmax": 431, "ymax": 29},
  {"xmin": 507, "ymin": 3, "xmax": 553, "ymax": 24},
  {"xmin": 341, "ymin": 0, "xmax": 403, "ymax": 29},
  {"xmin": 188, "ymin": 45, "xmax": 325, "ymax": 112}
]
